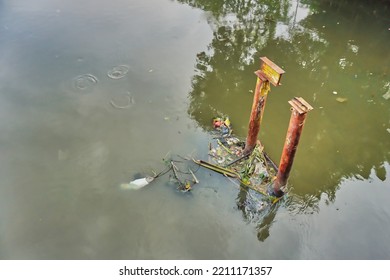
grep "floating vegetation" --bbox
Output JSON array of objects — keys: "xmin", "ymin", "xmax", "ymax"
[
  {"xmin": 107, "ymin": 64, "xmax": 130, "ymax": 79},
  {"xmin": 72, "ymin": 74, "xmax": 99, "ymax": 91}
]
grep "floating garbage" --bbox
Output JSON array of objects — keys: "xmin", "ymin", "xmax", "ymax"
[
  {"xmin": 383, "ymin": 90, "xmax": 390, "ymax": 100},
  {"xmin": 213, "ymin": 116, "xmax": 232, "ymax": 136},
  {"xmin": 336, "ymin": 97, "xmax": 348, "ymax": 103},
  {"xmin": 121, "ymin": 177, "xmax": 154, "ymax": 190},
  {"xmin": 121, "ymin": 155, "xmax": 201, "ymax": 192},
  {"xmin": 120, "ymin": 115, "xmax": 281, "ymax": 212},
  {"xmin": 195, "ymin": 116, "xmax": 279, "ymax": 196}
]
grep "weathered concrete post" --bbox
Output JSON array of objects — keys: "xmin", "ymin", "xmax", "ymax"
[
  {"xmin": 243, "ymin": 57, "xmax": 285, "ymax": 155},
  {"xmin": 273, "ymin": 97, "xmax": 313, "ymax": 197}
]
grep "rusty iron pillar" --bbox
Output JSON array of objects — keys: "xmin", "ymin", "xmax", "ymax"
[
  {"xmin": 243, "ymin": 71, "xmax": 269, "ymax": 155},
  {"xmin": 243, "ymin": 57, "xmax": 284, "ymax": 155},
  {"xmin": 273, "ymin": 97, "xmax": 313, "ymax": 197}
]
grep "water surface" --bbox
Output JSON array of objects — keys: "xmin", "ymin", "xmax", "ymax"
[{"xmin": 0, "ymin": 0, "xmax": 389, "ymax": 259}]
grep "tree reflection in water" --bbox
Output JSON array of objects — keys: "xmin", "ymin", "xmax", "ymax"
[{"xmin": 177, "ymin": 0, "xmax": 390, "ymax": 241}]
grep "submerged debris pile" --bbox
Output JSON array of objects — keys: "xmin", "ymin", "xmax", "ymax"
[
  {"xmin": 121, "ymin": 116, "xmax": 282, "ymax": 205},
  {"xmin": 202, "ymin": 116, "xmax": 279, "ymax": 198}
]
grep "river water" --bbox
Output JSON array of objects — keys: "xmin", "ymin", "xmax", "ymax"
[{"xmin": 0, "ymin": 0, "xmax": 389, "ymax": 259}]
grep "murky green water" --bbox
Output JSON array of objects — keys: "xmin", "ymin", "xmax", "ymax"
[{"xmin": 0, "ymin": 0, "xmax": 389, "ymax": 259}]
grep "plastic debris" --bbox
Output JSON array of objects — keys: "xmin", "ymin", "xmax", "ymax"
[
  {"xmin": 336, "ymin": 97, "xmax": 348, "ymax": 103},
  {"xmin": 213, "ymin": 119, "xmax": 223, "ymax": 128},
  {"xmin": 204, "ymin": 117, "xmax": 278, "ymax": 196},
  {"xmin": 383, "ymin": 91, "xmax": 390, "ymax": 100},
  {"xmin": 121, "ymin": 153, "xmax": 201, "ymax": 192},
  {"xmin": 212, "ymin": 116, "xmax": 232, "ymax": 136},
  {"xmin": 121, "ymin": 177, "xmax": 154, "ymax": 190},
  {"xmin": 121, "ymin": 114, "xmax": 281, "ymax": 209},
  {"xmin": 224, "ymin": 117, "xmax": 231, "ymax": 127}
]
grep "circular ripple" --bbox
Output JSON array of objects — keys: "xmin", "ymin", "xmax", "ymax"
[
  {"xmin": 72, "ymin": 74, "xmax": 99, "ymax": 91},
  {"xmin": 107, "ymin": 65, "xmax": 130, "ymax": 79},
  {"xmin": 110, "ymin": 92, "xmax": 134, "ymax": 109}
]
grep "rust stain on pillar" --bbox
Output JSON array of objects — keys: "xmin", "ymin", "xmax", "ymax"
[
  {"xmin": 243, "ymin": 71, "xmax": 269, "ymax": 155},
  {"xmin": 243, "ymin": 57, "xmax": 284, "ymax": 155},
  {"xmin": 273, "ymin": 97, "xmax": 313, "ymax": 197}
]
